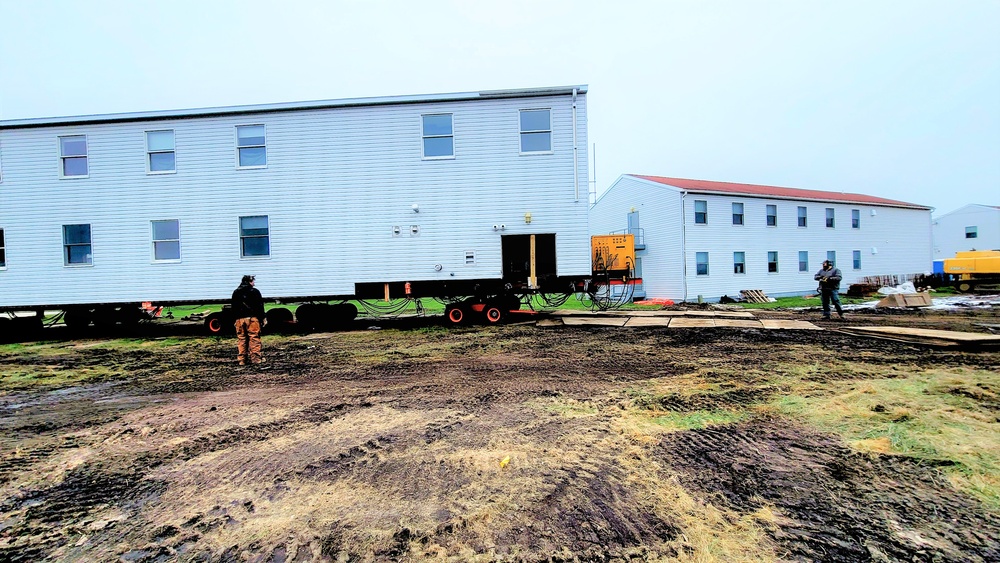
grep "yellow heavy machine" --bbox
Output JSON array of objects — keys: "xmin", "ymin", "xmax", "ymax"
[{"xmin": 943, "ymin": 250, "xmax": 1000, "ymax": 292}]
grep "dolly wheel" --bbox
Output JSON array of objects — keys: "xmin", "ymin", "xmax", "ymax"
[
  {"xmin": 956, "ymin": 282, "xmax": 973, "ymax": 293},
  {"xmin": 446, "ymin": 306, "xmax": 465, "ymax": 325},
  {"xmin": 205, "ymin": 313, "xmax": 225, "ymax": 334},
  {"xmin": 484, "ymin": 305, "xmax": 504, "ymax": 324}
]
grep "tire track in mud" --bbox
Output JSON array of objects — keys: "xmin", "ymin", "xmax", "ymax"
[{"xmin": 656, "ymin": 418, "xmax": 1000, "ymax": 562}]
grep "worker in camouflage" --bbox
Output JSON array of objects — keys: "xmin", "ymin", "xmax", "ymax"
[
  {"xmin": 232, "ymin": 275, "xmax": 266, "ymax": 365},
  {"xmin": 814, "ymin": 260, "xmax": 844, "ymax": 320}
]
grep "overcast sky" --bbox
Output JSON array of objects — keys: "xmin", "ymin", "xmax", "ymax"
[{"xmin": 1, "ymin": 0, "xmax": 997, "ymax": 216}]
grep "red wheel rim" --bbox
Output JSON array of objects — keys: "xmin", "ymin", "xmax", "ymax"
[
  {"xmin": 447, "ymin": 308, "xmax": 464, "ymax": 324},
  {"xmin": 485, "ymin": 307, "xmax": 502, "ymax": 323},
  {"xmin": 208, "ymin": 317, "xmax": 223, "ymax": 333}
]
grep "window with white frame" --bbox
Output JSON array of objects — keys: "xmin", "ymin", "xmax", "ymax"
[
  {"xmin": 966, "ymin": 226, "xmax": 978, "ymax": 239},
  {"xmin": 694, "ymin": 200, "xmax": 708, "ymax": 224},
  {"xmin": 239, "ymin": 215, "xmax": 270, "ymax": 257},
  {"xmin": 0, "ymin": 228, "xmax": 5, "ymax": 268},
  {"xmin": 732, "ymin": 202, "xmax": 744, "ymax": 225},
  {"xmin": 146, "ymin": 130, "xmax": 176, "ymax": 173},
  {"xmin": 519, "ymin": 109, "xmax": 551, "ymax": 153},
  {"xmin": 733, "ymin": 251, "xmax": 745, "ymax": 274},
  {"xmin": 696, "ymin": 252, "xmax": 709, "ymax": 275},
  {"xmin": 421, "ymin": 114, "xmax": 454, "ymax": 158},
  {"xmin": 853, "ymin": 250, "xmax": 861, "ymax": 270},
  {"xmin": 151, "ymin": 220, "xmax": 180, "ymax": 261},
  {"xmin": 59, "ymin": 135, "xmax": 88, "ymax": 177},
  {"xmin": 797, "ymin": 206, "xmax": 807, "ymax": 227},
  {"xmin": 766, "ymin": 204, "xmax": 777, "ymax": 226},
  {"xmin": 825, "ymin": 207, "xmax": 835, "ymax": 228},
  {"xmin": 236, "ymin": 125, "xmax": 266, "ymax": 168},
  {"xmin": 827, "ymin": 250, "xmax": 836, "ymax": 267},
  {"xmin": 851, "ymin": 209, "xmax": 860, "ymax": 229},
  {"xmin": 767, "ymin": 251, "xmax": 778, "ymax": 273},
  {"xmin": 798, "ymin": 251, "xmax": 808, "ymax": 272},
  {"xmin": 63, "ymin": 224, "xmax": 92, "ymax": 265}
]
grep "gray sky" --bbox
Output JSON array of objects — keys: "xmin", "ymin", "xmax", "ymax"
[{"xmin": 2, "ymin": 0, "xmax": 997, "ymax": 216}]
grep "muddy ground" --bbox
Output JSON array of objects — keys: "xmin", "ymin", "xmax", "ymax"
[{"xmin": 1, "ymin": 305, "xmax": 998, "ymax": 562}]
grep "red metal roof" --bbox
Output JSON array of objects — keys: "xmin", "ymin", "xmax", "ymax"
[{"xmin": 630, "ymin": 175, "xmax": 931, "ymax": 209}]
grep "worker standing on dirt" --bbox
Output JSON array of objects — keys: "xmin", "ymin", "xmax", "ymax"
[
  {"xmin": 814, "ymin": 260, "xmax": 844, "ymax": 320},
  {"xmin": 232, "ymin": 275, "xmax": 266, "ymax": 365}
]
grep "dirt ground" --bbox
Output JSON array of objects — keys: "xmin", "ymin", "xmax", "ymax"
[{"xmin": 1, "ymin": 304, "xmax": 999, "ymax": 562}]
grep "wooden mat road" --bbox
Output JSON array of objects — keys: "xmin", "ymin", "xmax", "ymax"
[{"xmin": 538, "ymin": 310, "xmax": 821, "ymax": 330}]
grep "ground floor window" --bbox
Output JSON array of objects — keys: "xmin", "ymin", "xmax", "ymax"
[
  {"xmin": 696, "ymin": 252, "xmax": 709, "ymax": 275},
  {"xmin": 733, "ymin": 251, "xmax": 745, "ymax": 274},
  {"xmin": 240, "ymin": 216, "xmax": 270, "ymax": 257},
  {"xmin": 63, "ymin": 224, "xmax": 92, "ymax": 265},
  {"xmin": 853, "ymin": 250, "xmax": 861, "ymax": 270},
  {"xmin": 827, "ymin": 251, "xmax": 836, "ymax": 267},
  {"xmin": 798, "ymin": 251, "xmax": 808, "ymax": 272},
  {"xmin": 767, "ymin": 251, "xmax": 778, "ymax": 273},
  {"xmin": 152, "ymin": 220, "xmax": 180, "ymax": 261}
]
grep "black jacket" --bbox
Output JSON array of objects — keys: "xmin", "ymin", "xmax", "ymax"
[{"xmin": 231, "ymin": 283, "xmax": 265, "ymax": 320}]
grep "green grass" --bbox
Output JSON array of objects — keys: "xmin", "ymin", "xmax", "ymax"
[
  {"xmin": 734, "ymin": 295, "xmax": 870, "ymax": 309},
  {"xmin": 650, "ymin": 409, "xmax": 747, "ymax": 430}
]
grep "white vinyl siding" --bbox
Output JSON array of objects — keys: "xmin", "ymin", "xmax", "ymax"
[{"xmin": 932, "ymin": 204, "xmax": 1000, "ymax": 259}]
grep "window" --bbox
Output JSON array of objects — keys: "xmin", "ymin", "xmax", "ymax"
[
  {"xmin": 825, "ymin": 208, "xmax": 835, "ymax": 228},
  {"xmin": 853, "ymin": 250, "xmax": 861, "ymax": 270},
  {"xmin": 63, "ymin": 224, "xmax": 92, "ymax": 265},
  {"xmin": 421, "ymin": 114, "xmax": 454, "ymax": 158},
  {"xmin": 696, "ymin": 252, "xmax": 709, "ymax": 275},
  {"xmin": 146, "ymin": 130, "xmax": 175, "ymax": 173},
  {"xmin": 236, "ymin": 125, "xmax": 266, "ymax": 168},
  {"xmin": 733, "ymin": 251, "xmax": 745, "ymax": 274},
  {"xmin": 519, "ymin": 109, "xmax": 551, "ymax": 153},
  {"xmin": 766, "ymin": 204, "xmax": 777, "ymax": 226},
  {"xmin": 732, "ymin": 202, "xmax": 744, "ymax": 225},
  {"xmin": 151, "ymin": 220, "xmax": 180, "ymax": 261},
  {"xmin": 799, "ymin": 251, "xmax": 809, "ymax": 272},
  {"xmin": 852, "ymin": 209, "xmax": 860, "ymax": 229},
  {"xmin": 0, "ymin": 229, "xmax": 5, "ymax": 268},
  {"xmin": 768, "ymin": 251, "xmax": 778, "ymax": 273},
  {"xmin": 694, "ymin": 200, "xmax": 707, "ymax": 224},
  {"xmin": 966, "ymin": 226, "xmax": 978, "ymax": 239},
  {"xmin": 797, "ymin": 206, "xmax": 807, "ymax": 227},
  {"xmin": 239, "ymin": 215, "xmax": 270, "ymax": 257},
  {"xmin": 59, "ymin": 135, "xmax": 88, "ymax": 177},
  {"xmin": 827, "ymin": 251, "xmax": 836, "ymax": 267}
]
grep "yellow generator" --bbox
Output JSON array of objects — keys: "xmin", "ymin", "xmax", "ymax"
[
  {"xmin": 591, "ymin": 234, "xmax": 636, "ymax": 275},
  {"xmin": 943, "ymin": 250, "xmax": 1000, "ymax": 292}
]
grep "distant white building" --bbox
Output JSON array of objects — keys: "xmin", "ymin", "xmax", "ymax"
[
  {"xmin": 590, "ymin": 175, "xmax": 933, "ymax": 301},
  {"xmin": 932, "ymin": 204, "xmax": 1000, "ymax": 261}
]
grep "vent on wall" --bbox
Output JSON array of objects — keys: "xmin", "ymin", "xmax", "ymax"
[{"xmin": 465, "ymin": 250, "xmax": 476, "ymax": 265}]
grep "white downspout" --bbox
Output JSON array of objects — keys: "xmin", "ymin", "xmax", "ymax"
[
  {"xmin": 572, "ymin": 88, "xmax": 579, "ymax": 202},
  {"xmin": 681, "ymin": 192, "xmax": 688, "ymax": 302}
]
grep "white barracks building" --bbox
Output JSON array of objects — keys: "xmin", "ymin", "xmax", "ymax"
[{"xmin": 590, "ymin": 175, "xmax": 932, "ymax": 302}]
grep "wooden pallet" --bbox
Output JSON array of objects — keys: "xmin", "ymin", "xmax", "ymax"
[{"xmin": 740, "ymin": 289, "xmax": 770, "ymax": 303}]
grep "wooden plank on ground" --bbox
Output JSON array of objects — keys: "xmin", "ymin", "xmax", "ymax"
[
  {"xmin": 838, "ymin": 326, "xmax": 1000, "ymax": 347},
  {"xmin": 668, "ymin": 318, "xmax": 718, "ymax": 327},
  {"xmin": 561, "ymin": 317, "xmax": 629, "ymax": 327},
  {"xmin": 535, "ymin": 318, "xmax": 564, "ymax": 327},
  {"xmin": 622, "ymin": 317, "xmax": 673, "ymax": 327},
  {"xmin": 714, "ymin": 319, "xmax": 764, "ymax": 328},
  {"xmin": 760, "ymin": 319, "xmax": 823, "ymax": 330}
]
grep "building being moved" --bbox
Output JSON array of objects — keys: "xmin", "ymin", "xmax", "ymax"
[
  {"xmin": 932, "ymin": 204, "xmax": 1000, "ymax": 261},
  {"xmin": 589, "ymin": 175, "xmax": 932, "ymax": 301},
  {"xmin": 0, "ymin": 85, "xmax": 591, "ymax": 330}
]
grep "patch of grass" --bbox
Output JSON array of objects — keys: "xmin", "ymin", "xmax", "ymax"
[
  {"xmin": 734, "ymin": 295, "xmax": 870, "ymax": 309},
  {"xmin": 0, "ymin": 364, "xmax": 120, "ymax": 391},
  {"xmin": 769, "ymin": 368, "xmax": 1000, "ymax": 508}
]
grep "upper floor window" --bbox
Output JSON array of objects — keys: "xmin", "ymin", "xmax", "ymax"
[
  {"xmin": 797, "ymin": 206, "xmax": 807, "ymax": 227},
  {"xmin": 966, "ymin": 226, "xmax": 978, "ymax": 239},
  {"xmin": 240, "ymin": 215, "xmax": 270, "ymax": 257},
  {"xmin": 825, "ymin": 208, "xmax": 835, "ymax": 228},
  {"xmin": 694, "ymin": 200, "xmax": 708, "ymax": 224},
  {"xmin": 798, "ymin": 251, "xmax": 809, "ymax": 272},
  {"xmin": 60, "ymin": 135, "xmax": 88, "ymax": 177},
  {"xmin": 696, "ymin": 252, "xmax": 709, "ymax": 275},
  {"xmin": 732, "ymin": 202, "xmax": 744, "ymax": 225},
  {"xmin": 146, "ymin": 130, "xmax": 176, "ymax": 173},
  {"xmin": 0, "ymin": 228, "xmax": 5, "ymax": 268},
  {"xmin": 851, "ymin": 209, "xmax": 860, "ymax": 229},
  {"xmin": 766, "ymin": 204, "xmax": 777, "ymax": 227},
  {"xmin": 151, "ymin": 220, "xmax": 180, "ymax": 261},
  {"xmin": 827, "ymin": 250, "xmax": 836, "ymax": 267},
  {"xmin": 63, "ymin": 224, "xmax": 92, "ymax": 266},
  {"xmin": 421, "ymin": 114, "xmax": 454, "ymax": 159},
  {"xmin": 853, "ymin": 250, "xmax": 862, "ymax": 270},
  {"xmin": 767, "ymin": 251, "xmax": 778, "ymax": 273},
  {"xmin": 733, "ymin": 251, "xmax": 745, "ymax": 274},
  {"xmin": 236, "ymin": 125, "xmax": 266, "ymax": 168},
  {"xmin": 519, "ymin": 109, "xmax": 551, "ymax": 153}
]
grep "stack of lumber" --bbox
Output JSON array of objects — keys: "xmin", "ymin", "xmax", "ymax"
[
  {"xmin": 837, "ymin": 326, "xmax": 1000, "ymax": 349},
  {"xmin": 740, "ymin": 289, "xmax": 770, "ymax": 303}
]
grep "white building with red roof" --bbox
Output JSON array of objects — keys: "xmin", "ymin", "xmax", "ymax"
[
  {"xmin": 590, "ymin": 174, "xmax": 933, "ymax": 302},
  {"xmin": 931, "ymin": 204, "xmax": 1000, "ymax": 261}
]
